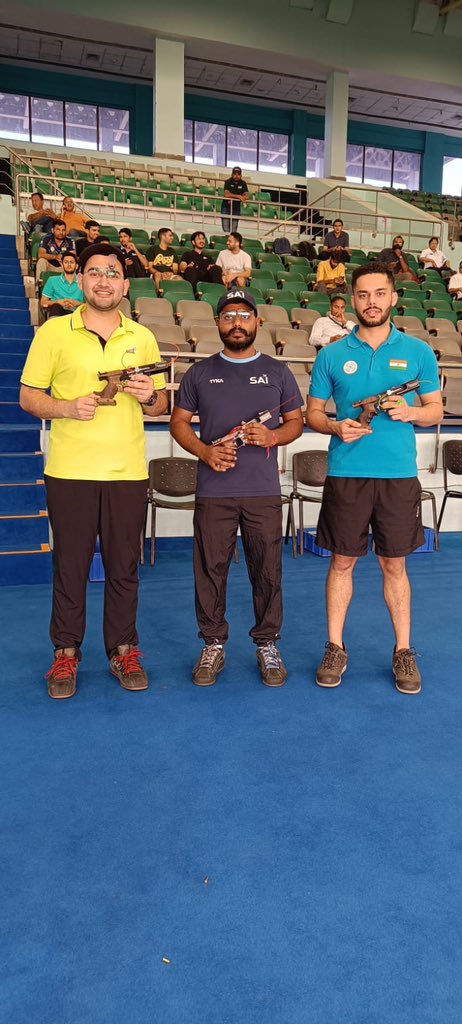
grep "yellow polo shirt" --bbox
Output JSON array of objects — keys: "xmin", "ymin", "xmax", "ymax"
[
  {"xmin": 316, "ymin": 260, "xmax": 346, "ymax": 285},
  {"xmin": 21, "ymin": 307, "xmax": 165, "ymax": 481}
]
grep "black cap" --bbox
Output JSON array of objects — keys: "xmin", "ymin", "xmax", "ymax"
[
  {"xmin": 231, "ymin": 166, "xmax": 242, "ymax": 173},
  {"xmin": 216, "ymin": 289, "xmax": 258, "ymax": 317}
]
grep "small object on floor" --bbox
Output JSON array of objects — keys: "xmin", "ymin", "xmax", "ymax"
[
  {"xmin": 256, "ymin": 642, "xmax": 288, "ymax": 687},
  {"xmin": 162, "ymin": 957, "xmax": 171, "ymax": 964},
  {"xmin": 203, "ymin": 877, "xmax": 209, "ymax": 885},
  {"xmin": 393, "ymin": 647, "xmax": 422, "ymax": 694},
  {"xmin": 110, "ymin": 645, "xmax": 149, "ymax": 691},
  {"xmin": 46, "ymin": 648, "xmax": 79, "ymax": 699},
  {"xmin": 316, "ymin": 641, "xmax": 348, "ymax": 688},
  {"xmin": 192, "ymin": 642, "xmax": 225, "ymax": 686}
]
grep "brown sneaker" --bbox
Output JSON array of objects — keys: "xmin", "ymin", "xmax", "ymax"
[
  {"xmin": 192, "ymin": 642, "xmax": 225, "ymax": 686},
  {"xmin": 110, "ymin": 645, "xmax": 148, "ymax": 691},
  {"xmin": 393, "ymin": 647, "xmax": 421, "ymax": 694},
  {"xmin": 316, "ymin": 642, "xmax": 348, "ymax": 688},
  {"xmin": 46, "ymin": 648, "xmax": 79, "ymax": 699},
  {"xmin": 256, "ymin": 642, "xmax": 288, "ymax": 687}
]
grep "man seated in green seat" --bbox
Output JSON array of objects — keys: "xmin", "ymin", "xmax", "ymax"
[{"xmin": 40, "ymin": 253, "xmax": 83, "ymax": 318}]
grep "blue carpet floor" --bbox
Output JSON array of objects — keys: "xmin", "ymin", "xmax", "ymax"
[{"xmin": 2, "ymin": 537, "xmax": 462, "ymax": 1024}]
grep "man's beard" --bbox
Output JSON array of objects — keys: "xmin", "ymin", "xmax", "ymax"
[
  {"xmin": 355, "ymin": 304, "xmax": 392, "ymax": 328},
  {"xmin": 220, "ymin": 327, "xmax": 257, "ymax": 352}
]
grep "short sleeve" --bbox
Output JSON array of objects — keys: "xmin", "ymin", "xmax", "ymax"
[
  {"xmin": 244, "ymin": 253, "xmax": 252, "ymax": 270},
  {"xmin": 20, "ymin": 324, "xmax": 56, "ymax": 390},
  {"xmin": 215, "ymin": 252, "xmax": 224, "ymax": 269},
  {"xmin": 417, "ymin": 344, "xmax": 440, "ymax": 395},
  {"xmin": 42, "ymin": 278, "xmax": 57, "ymax": 299},
  {"xmin": 309, "ymin": 349, "xmax": 334, "ymax": 401},
  {"xmin": 175, "ymin": 364, "xmax": 200, "ymax": 414}
]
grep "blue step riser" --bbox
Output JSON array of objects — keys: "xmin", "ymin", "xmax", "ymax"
[
  {"xmin": 0, "ymin": 483, "xmax": 46, "ymax": 515},
  {"xmin": 0, "ymin": 328, "xmax": 33, "ymax": 339},
  {"xmin": 0, "ymin": 516, "xmax": 49, "ymax": 546},
  {"xmin": 0, "ymin": 427, "xmax": 41, "ymax": 451},
  {"xmin": 0, "ymin": 354, "xmax": 29, "ymax": 368},
  {"xmin": 0, "ymin": 299, "xmax": 29, "ymax": 309},
  {"xmin": 0, "ymin": 454, "xmax": 44, "ymax": 480},
  {"xmin": 0, "ymin": 388, "xmax": 22, "ymax": 403},
  {"xmin": 0, "ymin": 312, "xmax": 31, "ymax": 324},
  {"xmin": 0, "ymin": 551, "xmax": 52, "ymax": 586},
  {"xmin": 0, "ymin": 405, "xmax": 41, "ymax": 425},
  {"xmin": 0, "ymin": 371, "xmax": 22, "ymax": 385}
]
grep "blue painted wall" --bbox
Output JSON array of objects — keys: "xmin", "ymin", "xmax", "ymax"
[{"xmin": 1, "ymin": 61, "xmax": 461, "ymax": 191}]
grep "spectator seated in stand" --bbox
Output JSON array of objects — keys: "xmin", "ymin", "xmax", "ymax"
[
  {"xmin": 118, "ymin": 228, "xmax": 148, "ymax": 278},
  {"xmin": 146, "ymin": 227, "xmax": 182, "ymax": 288},
  {"xmin": 309, "ymin": 294, "xmax": 356, "ymax": 349},
  {"xmin": 448, "ymin": 260, "xmax": 462, "ymax": 300},
  {"xmin": 179, "ymin": 231, "xmax": 223, "ymax": 290},
  {"xmin": 25, "ymin": 191, "xmax": 57, "ymax": 235},
  {"xmin": 378, "ymin": 235, "xmax": 415, "ymax": 282},
  {"xmin": 321, "ymin": 218, "xmax": 350, "ymax": 263},
  {"xmin": 75, "ymin": 221, "xmax": 111, "ymax": 259},
  {"xmin": 35, "ymin": 219, "xmax": 75, "ymax": 282},
  {"xmin": 315, "ymin": 253, "xmax": 348, "ymax": 294},
  {"xmin": 419, "ymin": 236, "xmax": 453, "ymax": 274},
  {"xmin": 215, "ymin": 232, "xmax": 252, "ymax": 289},
  {"xmin": 40, "ymin": 252, "xmax": 83, "ymax": 318},
  {"xmin": 61, "ymin": 197, "xmax": 89, "ymax": 239}
]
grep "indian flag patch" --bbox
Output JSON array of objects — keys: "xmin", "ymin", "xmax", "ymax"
[{"xmin": 389, "ymin": 359, "xmax": 408, "ymax": 369}]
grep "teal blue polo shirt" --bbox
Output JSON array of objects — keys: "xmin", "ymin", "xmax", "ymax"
[
  {"xmin": 309, "ymin": 325, "xmax": 440, "ymax": 478},
  {"xmin": 42, "ymin": 274, "xmax": 84, "ymax": 303}
]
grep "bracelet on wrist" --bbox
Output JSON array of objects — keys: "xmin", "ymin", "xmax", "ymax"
[{"xmin": 144, "ymin": 391, "xmax": 157, "ymax": 407}]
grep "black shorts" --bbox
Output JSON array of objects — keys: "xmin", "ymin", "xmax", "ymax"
[{"xmin": 316, "ymin": 477, "xmax": 424, "ymax": 558}]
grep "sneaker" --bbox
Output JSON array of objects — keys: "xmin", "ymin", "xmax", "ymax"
[
  {"xmin": 393, "ymin": 647, "xmax": 422, "ymax": 694},
  {"xmin": 316, "ymin": 642, "xmax": 348, "ymax": 688},
  {"xmin": 46, "ymin": 648, "xmax": 79, "ymax": 699},
  {"xmin": 110, "ymin": 645, "xmax": 148, "ymax": 691},
  {"xmin": 192, "ymin": 642, "xmax": 225, "ymax": 687},
  {"xmin": 256, "ymin": 642, "xmax": 288, "ymax": 687}
]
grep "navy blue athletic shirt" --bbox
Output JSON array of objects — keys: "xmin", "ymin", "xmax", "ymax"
[{"xmin": 176, "ymin": 351, "xmax": 302, "ymax": 497}]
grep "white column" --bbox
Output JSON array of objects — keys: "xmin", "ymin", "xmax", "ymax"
[
  {"xmin": 153, "ymin": 38, "xmax": 184, "ymax": 160},
  {"xmin": 324, "ymin": 70, "xmax": 349, "ymax": 179}
]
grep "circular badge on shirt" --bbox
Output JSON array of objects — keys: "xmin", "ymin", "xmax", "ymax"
[{"xmin": 343, "ymin": 360, "xmax": 358, "ymax": 375}]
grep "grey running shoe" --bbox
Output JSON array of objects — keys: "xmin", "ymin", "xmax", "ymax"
[
  {"xmin": 393, "ymin": 647, "xmax": 422, "ymax": 694},
  {"xmin": 316, "ymin": 642, "xmax": 348, "ymax": 688},
  {"xmin": 256, "ymin": 642, "xmax": 288, "ymax": 687},
  {"xmin": 46, "ymin": 648, "xmax": 79, "ymax": 699},
  {"xmin": 193, "ymin": 642, "xmax": 225, "ymax": 687},
  {"xmin": 110, "ymin": 645, "xmax": 148, "ymax": 691}
]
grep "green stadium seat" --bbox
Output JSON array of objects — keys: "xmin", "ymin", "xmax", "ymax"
[
  {"xmin": 285, "ymin": 256, "xmax": 312, "ymax": 271},
  {"xmin": 55, "ymin": 168, "xmax": 73, "ymax": 179},
  {"xmin": 397, "ymin": 304, "xmax": 427, "ymax": 324},
  {"xmin": 60, "ymin": 183, "xmax": 80, "ymax": 198},
  {"xmin": 255, "ymin": 252, "xmax": 283, "ymax": 268},
  {"xmin": 196, "ymin": 283, "xmax": 226, "ymax": 304},
  {"xmin": 243, "ymin": 239, "xmax": 264, "ymax": 252},
  {"xmin": 126, "ymin": 192, "xmax": 145, "ymax": 206},
  {"xmin": 34, "ymin": 179, "xmax": 52, "ymax": 195},
  {"xmin": 276, "ymin": 271, "xmax": 305, "ymax": 286},
  {"xmin": 397, "ymin": 282, "xmax": 422, "ymax": 296},
  {"xmin": 256, "ymin": 191, "xmax": 271, "ymax": 202},
  {"xmin": 265, "ymin": 288, "xmax": 297, "ymax": 304},
  {"xmin": 79, "ymin": 172, "xmax": 96, "ymax": 183},
  {"xmin": 210, "ymin": 235, "xmax": 228, "ymax": 248},
  {"xmin": 260, "ymin": 206, "xmax": 279, "ymax": 219},
  {"xmin": 127, "ymin": 279, "xmax": 157, "ymax": 309},
  {"xmin": 301, "ymin": 294, "xmax": 330, "ymax": 311},
  {"xmin": 160, "ymin": 280, "xmax": 194, "ymax": 301},
  {"xmin": 131, "ymin": 230, "xmax": 150, "ymax": 246},
  {"xmin": 423, "ymin": 298, "xmax": 451, "ymax": 313},
  {"xmin": 424, "ymin": 283, "xmax": 449, "ymax": 296},
  {"xmin": 251, "ymin": 268, "xmax": 276, "ymax": 282},
  {"xmin": 149, "ymin": 194, "xmax": 172, "ymax": 208},
  {"xmin": 83, "ymin": 185, "xmax": 102, "ymax": 201}
]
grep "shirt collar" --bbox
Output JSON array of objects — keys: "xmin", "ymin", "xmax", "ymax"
[
  {"xmin": 70, "ymin": 306, "xmax": 134, "ymax": 335},
  {"xmin": 347, "ymin": 323, "xmax": 401, "ymax": 348}
]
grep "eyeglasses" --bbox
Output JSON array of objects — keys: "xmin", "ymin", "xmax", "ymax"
[
  {"xmin": 84, "ymin": 267, "xmax": 123, "ymax": 280},
  {"xmin": 219, "ymin": 310, "xmax": 254, "ymax": 322}
]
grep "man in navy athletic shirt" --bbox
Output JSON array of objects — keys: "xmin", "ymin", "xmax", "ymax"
[{"xmin": 170, "ymin": 290, "xmax": 304, "ymax": 688}]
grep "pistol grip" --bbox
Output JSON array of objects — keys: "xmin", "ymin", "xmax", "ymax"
[{"xmin": 94, "ymin": 389, "xmax": 117, "ymax": 407}]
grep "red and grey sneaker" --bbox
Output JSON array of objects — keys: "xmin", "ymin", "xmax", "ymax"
[
  {"xmin": 46, "ymin": 648, "xmax": 79, "ymax": 699},
  {"xmin": 110, "ymin": 645, "xmax": 149, "ymax": 691}
]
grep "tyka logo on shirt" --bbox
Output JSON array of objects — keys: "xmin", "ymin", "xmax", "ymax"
[
  {"xmin": 209, "ymin": 378, "xmax": 224, "ymax": 384},
  {"xmin": 249, "ymin": 374, "xmax": 269, "ymax": 385}
]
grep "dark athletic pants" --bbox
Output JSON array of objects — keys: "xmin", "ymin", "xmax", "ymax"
[
  {"xmin": 45, "ymin": 476, "xmax": 147, "ymax": 657},
  {"xmin": 193, "ymin": 496, "xmax": 283, "ymax": 646},
  {"xmin": 182, "ymin": 265, "xmax": 223, "ymax": 290}
]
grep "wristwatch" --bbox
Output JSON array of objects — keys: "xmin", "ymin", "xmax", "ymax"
[{"xmin": 144, "ymin": 391, "xmax": 157, "ymax": 407}]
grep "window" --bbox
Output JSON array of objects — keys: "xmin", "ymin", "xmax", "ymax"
[
  {"xmin": 185, "ymin": 121, "xmax": 289, "ymax": 172},
  {"xmin": 31, "ymin": 97, "xmax": 64, "ymax": 145},
  {"xmin": 65, "ymin": 102, "xmax": 97, "ymax": 151},
  {"xmin": 306, "ymin": 138, "xmax": 325, "ymax": 177},
  {"xmin": 392, "ymin": 150, "xmax": 421, "ymax": 191},
  {"xmin": 346, "ymin": 144, "xmax": 364, "ymax": 183},
  {"xmin": 442, "ymin": 156, "xmax": 462, "ymax": 197},
  {"xmin": 0, "ymin": 91, "xmax": 130, "ymax": 152},
  {"xmin": 363, "ymin": 147, "xmax": 392, "ymax": 188},
  {"xmin": 259, "ymin": 132, "xmax": 288, "ymax": 174},
  {"xmin": 0, "ymin": 93, "xmax": 29, "ymax": 141}
]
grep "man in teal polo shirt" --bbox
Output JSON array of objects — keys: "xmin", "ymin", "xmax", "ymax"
[
  {"xmin": 40, "ymin": 253, "xmax": 83, "ymax": 318},
  {"xmin": 307, "ymin": 262, "xmax": 443, "ymax": 695}
]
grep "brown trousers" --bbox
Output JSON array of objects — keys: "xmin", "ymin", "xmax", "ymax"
[
  {"xmin": 193, "ymin": 496, "xmax": 283, "ymax": 646},
  {"xmin": 45, "ymin": 476, "xmax": 147, "ymax": 657}
]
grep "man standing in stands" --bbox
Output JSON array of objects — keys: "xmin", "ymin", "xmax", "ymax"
[
  {"xmin": 20, "ymin": 243, "xmax": 168, "ymax": 699},
  {"xmin": 321, "ymin": 218, "xmax": 351, "ymax": 263},
  {"xmin": 35, "ymin": 219, "xmax": 75, "ymax": 282},
  {"xmin": 378, "ymin": 235, "xmax": 414, "ymax": 282},
  {"xmin": 216, "ymin": 233, "xmax": 252, "ymax": 289},
  {"xmin": 309, "ymin": 294, "xmax": 356, "ymax": 349},
  {"xmin": 221, "ymin": 167, "xmax": 249, "ymax": 233},
  {"xmin": 118, "ymin": 228, "xmax": 148, "ymax": 279},
  {"xmin": 75, "ymin": 221, "xmax": 110, "ymax": 259},
  {"xmin": 146, "ymin": 228, "xmax": 182, "ymax": 289},
  {"xmin": 179, "ymin": 231, "xmax": 223, "ymax": 290},
  {"xmin": 315, "ymin": 253, "xmax": 348, "ymax": 294},
  {"xmin": 170, "ymin": 289, "xmax": 303, "ymax": 688},
  {"xmin": 26, "ymin": 192, "xmax": 57, "ymax": 234},
  {"xmin": 306, "ymin": 262, "xmax": 443, "ymax": 695},
  {"xmin": 40, "ymin": 252, "xmax": 83, "ymax": 318}
]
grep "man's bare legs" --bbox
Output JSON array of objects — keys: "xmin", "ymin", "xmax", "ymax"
[
  {"xmin": 326, "ymin": 554, "xmax": 358, "ymax": 646},
  {"xmin": 376, "ymin": 555, "xmax": 411, "ymax": 650}
]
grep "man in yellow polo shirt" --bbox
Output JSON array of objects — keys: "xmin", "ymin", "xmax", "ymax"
[
  {"xmin": 20, "ymin": 243, "xmax": 168, "ymax": 699},
  {"xmin": 315, "ymin": 254, "xmax": 348, "ymax": 295}
]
